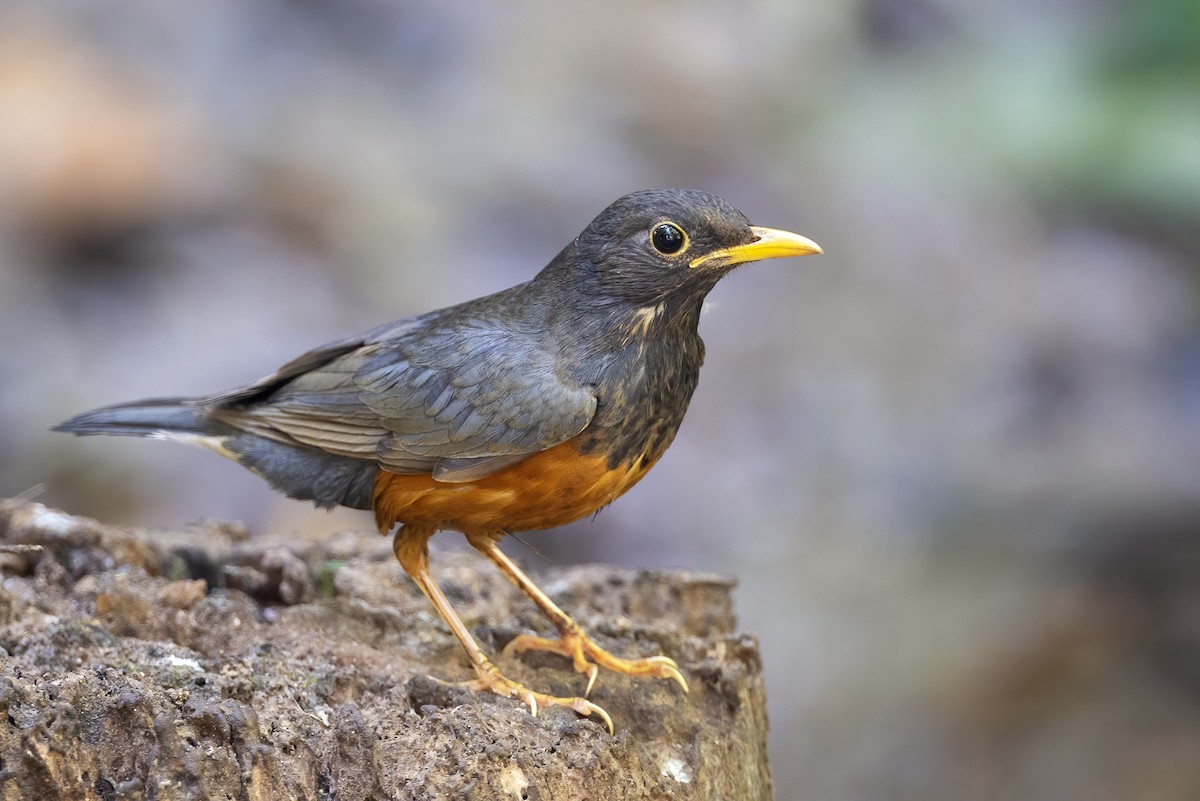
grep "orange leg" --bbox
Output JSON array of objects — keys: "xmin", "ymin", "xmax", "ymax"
[
  {"xmin": 391, "ymin": 526, "xmax": 613, "ymax": 732},
  {"xmin": 467, "ymin": 534, "xmax": 688, "ymax": 698}
]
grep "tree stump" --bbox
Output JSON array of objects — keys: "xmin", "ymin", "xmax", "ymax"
[{"xmin": 0, "ymin": 499, "xmax": 772, "ymax": 800}]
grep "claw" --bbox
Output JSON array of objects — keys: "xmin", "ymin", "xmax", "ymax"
[
  {"xmin": 583, "ymin": 662, "xmax": 599, "ymax": 698},
  {"xmin": 636, "ymin": 655, "xmax": 688, "ymax": 694},
  {"xmin": 660, "ymin": 662, "xmax": 689, "ymax": 694},
  {"xmin": 574, "ymin": 699, "xmax": 614, "ymax": 735}
]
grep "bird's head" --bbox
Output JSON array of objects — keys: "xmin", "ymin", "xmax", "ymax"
[{"xmin": 558, "ymin": 188, "xmax": 822, "ymax": 314}]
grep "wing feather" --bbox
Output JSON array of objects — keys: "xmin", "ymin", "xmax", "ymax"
[{"xmin": 211, "ymin": 315, "xmax": 596, "ymax": 481}]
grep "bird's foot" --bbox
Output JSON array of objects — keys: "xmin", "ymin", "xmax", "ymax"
[
  {"xmin": 503, "ymin": 624, "xmax": 688, "ymax": 698},
  {"xmin": 464, "ymin": 658, "xmax": 614, "ymax": 733}
]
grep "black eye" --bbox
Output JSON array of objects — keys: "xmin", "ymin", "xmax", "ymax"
[{"xmin": 650, "ymin": 223, "xmax": 687, "ymax": 255}]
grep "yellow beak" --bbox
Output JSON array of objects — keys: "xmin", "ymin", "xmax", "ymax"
[{"xmin": 689, "ymin": 226, "xmax": 823, "ymax": 269}]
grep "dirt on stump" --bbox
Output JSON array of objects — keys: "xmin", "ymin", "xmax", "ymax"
[{"xmin": 0, "ymin": 499, "xmax": 772, "ymax": 800}]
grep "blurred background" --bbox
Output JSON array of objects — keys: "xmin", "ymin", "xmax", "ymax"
[{"xmin": 2, "ymin": 0, "xmax": 1199, "ymax": 798}]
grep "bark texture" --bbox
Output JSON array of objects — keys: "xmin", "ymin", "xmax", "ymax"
[{"xmin": 0, "ymin": 500, "xmax": 771, "ymax": 800}]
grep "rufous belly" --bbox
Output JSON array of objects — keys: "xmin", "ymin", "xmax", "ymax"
[{"xmin": 372, "ymin": 439, "xmax": 655, "ymax": 534}]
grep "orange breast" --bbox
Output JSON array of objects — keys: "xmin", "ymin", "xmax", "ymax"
[{"xmin": 372, "ymin": 439, "xmax": 656, "ymax": 534}]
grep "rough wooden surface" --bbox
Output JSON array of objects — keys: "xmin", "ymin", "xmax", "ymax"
[{"xmin": 0, "ymin": 500, "xmax": 772, "ymax": 800}]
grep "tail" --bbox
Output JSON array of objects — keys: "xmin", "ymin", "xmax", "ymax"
[
  {"xmin": 53, "ymin": 397, "xmax": 378, "ymax": 510},
  {"xmin": 53, "ymin": 398, "xmax": 208, "ymax": 438}
]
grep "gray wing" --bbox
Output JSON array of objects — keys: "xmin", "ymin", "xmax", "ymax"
[{"xmin": 214, "ymin": 319, "xmax": 597, "ymax": 483}]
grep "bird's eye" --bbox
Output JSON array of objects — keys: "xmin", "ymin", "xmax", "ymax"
[{"xmin": 650, "ymin": 223, "xmax": 688, "ymax": 255}]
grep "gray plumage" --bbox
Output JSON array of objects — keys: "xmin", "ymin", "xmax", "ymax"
[{"xmin": 54, "ymin": 189, "xmax": 796, "ymax": 513}]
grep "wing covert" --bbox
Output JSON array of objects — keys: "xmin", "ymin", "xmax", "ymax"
[{"xmin": 220, "ymin": 321, "xmax": 597, "ymax": 482}]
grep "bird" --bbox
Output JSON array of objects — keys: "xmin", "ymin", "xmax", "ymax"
[{"xmin": 54, "ymin": 188, "xmax": 822, "ymax": 732}]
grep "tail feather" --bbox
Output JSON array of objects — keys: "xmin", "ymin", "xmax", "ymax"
[
  {"xmin": 53, "ymin": 398, "xmax": 207, "ymax": 437},
  {"xmin": 54, "ymin": 395, "xmax": 379, "ymax": 510}
]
